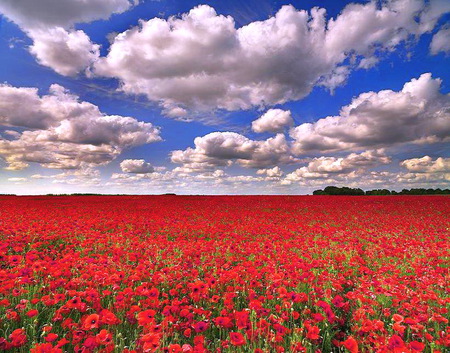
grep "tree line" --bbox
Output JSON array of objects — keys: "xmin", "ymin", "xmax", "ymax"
[{"xmin": 313, "ymin": 186, "xmax": 450, "ymax": 195}]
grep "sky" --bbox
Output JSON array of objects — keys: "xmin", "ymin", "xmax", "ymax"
[{"xmin": 0, "ymin": 0, "xmax": 449, "ymax": 195}]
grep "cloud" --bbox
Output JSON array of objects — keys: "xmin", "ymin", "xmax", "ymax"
[
  {"xmin": 29, "ymin": 28, "xmax": 100, "ymax": 76},
  {"xmin": 397, "ymin": 171, "xmax": 450, "ymax": 184},
  {"xmin": 95, "ymin": 1, "xmax": 449, "ymax": 115},
  {"xmin": 0, "ymin": 84, "xmax": 161, "ymax": 170},
  {"xmin": 252, "ymin": 109, "xmax": 294, "ymax": 133},
  {"xmin": 171, "ymin": 132, "xmax": 296, "ymax": 171},
  {"xmin": 290, "ymin": 73, "xmax": 450, "ymax": 154},
  {"xmin": 397, "ymin": 155, "xmax": 450, "ymax": 188},
  {"xmin": 284, "ymin": 149, "xmax": 391, "ymax": 183},
  {"xmin": 120, "ymin": 159, "xmax": 155, "ymax": 173},
  {"xmin": 357, "ymin": 56, "xmax": 379, "ymax": 69},
  {"xmin": 8, "ymin": 177, "xmax": 27, "ymax": 182},
  {"xmin": 0, "ymin": 0, "xmax": 134, "ymax": 29},
  {"xmin": 0, "ymin": 0, "xmax": 135, "ymax": 76},
  {"xmin": 256, "ymin": 166, "xmax": 284, "ymax": 178},
  {"xmin": 430, "ymin": 26, "xmax": 450, "ymax": 55},
  {"xmin": 31, "ymin": 168, "xmax": 101, "ymax": 186},
  {"xmin": 400, "ymin": 156, "xmax": 450, "ymax": 173}
]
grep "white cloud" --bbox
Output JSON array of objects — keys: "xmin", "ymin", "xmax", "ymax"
[
  {"xmin": 400, "ymin": 156, "xmax": 450, "ymax": 173},
  {"xmin": 0, "ymin": 0, "xmax": 135, "ymax": 30},
  {"xmin": 0, "ymin": 0, "xmax": 135, "ymax": 76},
  {"xmin": 95, "ymin": 1, "xmax": 449, "ymax": 115},
  {"xmin": 30, "ymin": 168, "xmax": 101, "ymax": 186},
  {"xmin": 120, "ymin": 159, "xmax": 155, "ymax": 173},
  {"xmin": 284, "ymin": 149, "xmax": 391, "ymax": 183},
  {"xmin": 252, "ymin": 109, "xmax": 293, "ymax": 133},
  {"xmin": 430, "ymin": 27, "xmax": 450, "ymax": 55},
  {"xmin": 8, "ymin": 177, "xmax": 27, "ymax": 182},
  {"xmin": 257, "ymin": 166, "xmax": 284, "ymax": 178},
  {"xmin": 290, "ymin": 73, "xmax": 450, "ymax": 154},
  {"xmin": 171, "ymin": 132, "xmax": 296, "ymax": 171},
  {"xmin": 358, "ymin": 56, "xmax": 379, "ymax": 69},
  {"xmin": 29, "ymin": 28, "xmax": 100, "ymax": 76},
  {"xmin": 397, "ymin": 171, "xmax": 450, "ymax": 184},
  {"xmin": 0, "ymin": 84, "xmax": 161, "ymax": 170}
]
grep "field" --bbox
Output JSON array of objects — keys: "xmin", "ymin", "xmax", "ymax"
[{"xmin": 0, "ymin": 195, "xmax": 449, "ymax": 353}]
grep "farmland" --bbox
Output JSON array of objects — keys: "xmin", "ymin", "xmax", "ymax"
[{"xmin": 0, "ymin": 195, "xmax": 449, "ymax": 352}]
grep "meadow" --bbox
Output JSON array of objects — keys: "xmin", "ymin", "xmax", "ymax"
[{"xmin": 0, "ymin": 195, "xmax": 448, "ymax": 352}]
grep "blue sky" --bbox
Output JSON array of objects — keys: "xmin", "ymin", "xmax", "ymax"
[{"xmin": 0, "ymin": 0, "xmax": 449, "ymax": 194}]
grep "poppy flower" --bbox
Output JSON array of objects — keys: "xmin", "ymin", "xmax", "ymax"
[
  {"xmin": 27, "ymin": 309, "xmax": 39, "ymax": 318},
  {"xmin": 137, "ymin": 309, "xmax": 157, "ymax": 326},
  {"xmin": 83, "ymin": 314, "xmax": 100, "ymax": 330},
  {"xmin": 45, "ymin": 333, "xmax": 58, "ymax": 342},
  {"xmin": 194, "ymin": 321, "xmax": 208, "ymax": 333},
  {"xmin": 342, "ymin": 336, "xmax": 358, "ymax": 353},
  {"xmin": 230, "ymin": 332, "xmax": 246, "ymax": 346},
  {"xmin": 96, "ymin": 329, "xmax": 113, "ymax": 345},
  {"xmin": 306, "ymin": 325, "xmax": 320, "ymax": 340}
]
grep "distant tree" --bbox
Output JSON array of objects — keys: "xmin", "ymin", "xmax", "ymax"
[
  {"xmin": 314, "ymin": 186, "xmax": 448, "ymax": 196},
  {"xmin": 316, "ymin": 186, "xmax": 365, "ymax": 195},
  {"xmin": 365, "ymin": 189, "xmax": 391, "ymax": 195}
]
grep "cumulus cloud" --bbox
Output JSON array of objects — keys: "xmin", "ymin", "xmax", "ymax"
[
  {"xmin": 31, "ymin": 168, "xmax": 102, "ymax": 186},
  {"xmin": 257, "ymin": 166, "xmax": 284, "ymax": 178},
  {"xmin": 284, "ymin": 149, "xmax": 391, "ymax": 183},
  {"xmin": 290, "ymin": 73, "xmax": 450, "ymax": 154},
  {"xmin": 0, "ymin": 0, "xmax": 135, "ymax": 76},
  {"xmin": 171, "ymin": 132, "xmax": 296, "ymax": 171},
  {"xmin": 252, "ymin": 109, "xmax": 294, "ymax": 133},
  {"xmin": 430, "ymin": 27, "xmax": 450, "ymax": 55},
  {"xmin": 400, "ymin": 156, "xmax": 450, "ymax": 173},
  {"xmin": 0, "ymin": 84, "xmax": 161, "ymax": 170},
  {"xmin": 29, "ymin": 28, "xmax": 100, "ymax": 76},
  {"xmin": 120, "ymin": 159, "xmax": 155, "ymax": 173},
  {"xmin": 95, "ymin": 1, "xmax": 449, "ymax": 115},
  {"xmin": 0, "ymin": 0, "xmax": 134, "ymax": 29}
]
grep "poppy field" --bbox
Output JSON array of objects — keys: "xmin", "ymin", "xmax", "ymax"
[{"xmin": 0, "ymin": 195, "xmax": 449, "ymax": 353}]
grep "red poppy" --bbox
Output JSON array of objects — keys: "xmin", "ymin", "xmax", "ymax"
[
  {"xmin": 230, "ymin": 332, "xmax": 246, "ymax": 346},
  {"xmin": 83, "ymin": 313, "xmax": 100, "ymax": 330},
  {"xmin": 194, "ymin": 321, "xmax": 208, "ymax": 333},
  {"xmin": 342, "ymin": 336, "xmax": 358, "ymax": 353},
  {"xmin": 137, "ymin": 309, "xmax": 157, "ymax": 326}
]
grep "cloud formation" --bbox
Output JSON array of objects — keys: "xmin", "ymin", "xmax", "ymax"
[
  {"xmin": 171, "ymin": 132, "xmax": 296, "ymax": 171},
  {"xmin": 252, "ymin": 109, "xmax": 294, "ymax": 133},
  {"xmin": 0, "ymin": 84, "xmax": 161, "ymax": 170},
  {"xmin": 400, "ymin": 156, "xmax": 450, "ymax": 173},
  {"xmin": 284, "ymin": 149, "xmax": 391, "ymax": 183},
  {"xmin": 95, "ymin": 1, "xmax": 449, "ymax": 115},
  {"xmin": 29, "ymin": 29, "xmax": 100, "ymax": 76},
  {"xmin": 120, "ymin": 159, "xmax": 155, "ymax": 173},
  {"xmin": 0, "ymin": 0, "xmax": 135, "ymax": 76},
  {"xmin": 430, "ymin": 27, "xmax": 450, "ymax": 55},
  {"xmin": 290, "ymin": 73, "xmax": 450, "ymax": 153}
]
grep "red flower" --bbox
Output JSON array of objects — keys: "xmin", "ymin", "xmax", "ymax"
[
  {"xmin": 137, "ymin": 309, "xmax": 156, "ymax": 326},
  {"xmin": 83, "ymin": 313, "xmax": 100, "ymax": 330},
  {"xmin": 141, "ymin": 333, "xmax": 160, "ymax": 352},
  {"xmin": 306, "ymin": 325, "xmax": 320, "ymax": 340},
  {"xmin": 342, "ymin": 336, "xmax": 358, "ymax": 353},
  {"xmin": 230, "ymin": 332, "xmax": 246, "ymax": 346},
  {"xmin": 194, "ymin": 321, "xmax": 209, "ymax": 333},
  {"xmin": 45, "ymin": 333, "xmax": 59, "ymax": 342},
  {"xmin": 96, "ymin": 329, "xmax": 113, "ymax": 345},
  {"xmin": 27, "ymin": 309, "xmax": 39, "ymax": 317},
  {"xmin": 388, "ymin": 335, "xmax": 406, "ymax": 350},
  {"xmin": 409, "ymin": 341, "xmax": 425, "ymax": 352},
  {"xmin": 10, "ymin": 328, "xmax": 27, "ymax": 347}
]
